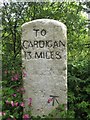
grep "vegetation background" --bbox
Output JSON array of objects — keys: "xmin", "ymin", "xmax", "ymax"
[{"xmin": 1, "ymin": 1, "xmax": 90, "ymax": 120}]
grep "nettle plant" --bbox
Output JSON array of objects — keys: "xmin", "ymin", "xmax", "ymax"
[{"xmin": 2, "ymin": 59, "xmax": 32, "ymax": 119}]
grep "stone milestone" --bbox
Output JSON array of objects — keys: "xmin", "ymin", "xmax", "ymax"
[{"xmin": 21, "ymin": 19, "xmax": 67, "ymax": 116}]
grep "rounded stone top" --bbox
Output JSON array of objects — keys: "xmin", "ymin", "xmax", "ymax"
[{"xmin": 21, "ymin": 19, "xmax": 67, "ymax": 30}]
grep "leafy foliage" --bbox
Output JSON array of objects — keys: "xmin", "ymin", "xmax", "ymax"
[{"xmin": 1, "ymin": 1, "xmax": 90, "ymax": 119}]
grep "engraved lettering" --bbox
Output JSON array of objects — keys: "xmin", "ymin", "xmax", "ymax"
[
  {"xmin": 23, "ymin": 40, "xmax": 29, "ymax": 49},
  {"xmin": 33, "ymin": 29, "xmax": 39, "ymax": 37},
  {"xmin": 41, "ymin": 29, "xmax": 46, "ymax": 36}
]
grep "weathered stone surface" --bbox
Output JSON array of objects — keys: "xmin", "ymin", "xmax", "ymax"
[{"xmin": 21, "ymin": 19, "xmax": 67, "ymax": 116}]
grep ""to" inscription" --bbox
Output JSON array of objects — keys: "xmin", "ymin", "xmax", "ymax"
[{"xmin": 33, "ymin": 29, "xmax": 46, "ymax": 37}]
